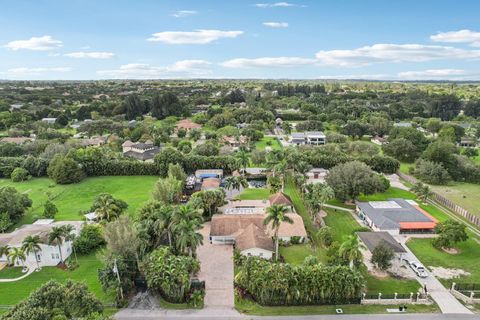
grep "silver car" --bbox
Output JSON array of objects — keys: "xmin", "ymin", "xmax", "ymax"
[{"xmin": 409, "ymin": 261, "xmax": 428, "ymax": 278}]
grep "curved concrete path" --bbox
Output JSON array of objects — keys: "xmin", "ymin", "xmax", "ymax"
[{"xmin": 0, "ymin": 265, "xmax": 34, "ymax": 282}]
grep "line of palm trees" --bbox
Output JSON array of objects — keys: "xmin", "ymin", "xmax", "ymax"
[{"xmin": 0, "ymin": 224, "xmax": 76, "ymax": 272}]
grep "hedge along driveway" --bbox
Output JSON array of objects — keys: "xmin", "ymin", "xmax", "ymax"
[{"xmin": 0, "ymin": 176, "xmax": 158, "ymax": 226}]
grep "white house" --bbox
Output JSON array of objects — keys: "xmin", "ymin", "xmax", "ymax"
[
  {"xmin": 41, "ymin": 118, "xmax": 57, "ymax": 124},
  {"xmin": 0, "ymin": 220, "xmax": 83, "ymax": 268},
  {"xmin": 290, "ymin": 131, "xmax": 326, "ymax": 145}
]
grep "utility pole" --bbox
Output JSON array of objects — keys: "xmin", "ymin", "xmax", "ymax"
[{"xmin": 113, "ymin": 259, "xmax": 124, "ymax": 300}]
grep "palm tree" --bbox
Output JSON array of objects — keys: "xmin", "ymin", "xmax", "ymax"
[
  {"xmin": 21, "ymin": 235, "xmax": 42, "ymax": 271},
  {"xmin": 263, "ymin": 204, "xmax": 293, "ymax": 261},
  {"xmin": 8, "ymin": 247, "xmax": 26, "ymax": 270},
  {"xmin": 95, "ymin": 194, "xmax": 121, "ymax": 222},
  {"xmin": 62, "ymin": 224, "xmax": 77, "ymax": 263},
  {"xmin": 305, "ymin": 183, "xmax": 335, "ymax": 223},
  {"xmin": 0, "ymin": 246, "xmax": 10, "ymax": 265},
  {"xmin": 154, "ymin": 206, "xmax": 175, "ymax": 247},
  {"xmin": 339, "ymin": 235, "xmax": 366, "ymax": 269},
  {"xmin": 173, "ymin": 220, "xmax": 203, "ymax": 257},
  {"xmin": 48, "ymin": 226, "xmax": 66, "ymax": 263},
  {"xmin": 224, "ymin": 176, "xmax": 239, "ymax": 191},
  {"xmin": 235, "ymin": 150, "xmax": 250, "ymax": 174}
]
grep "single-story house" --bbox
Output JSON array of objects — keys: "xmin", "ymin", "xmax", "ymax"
[
  {"xmin": 393, "ymin": 122, "xmax": 412, "ymax": 128},
  {"xmin": 356, "ymin": 198, "xmax": 437, "ymax": 235},
  {"xmin": 0, "ymin": 220, "xmax": 83, "ymax": 267},
  {"xmin": 306, "ymin": 168, "xmax": 328, "ymax": 184},
  {"xmin": 222, "ymin": 135, "xmax": 248, "ymax": 148},
  {"xmin": 219, "ymin": 199, "xmax": 269, "ymax": 215},
  {"xmin": 235, "ymin": 224, "xmax": 274, "ymax": 259},
  {"xmin": 122, "ymin": 140, "xmax": 161, "ymax": 162},
  {"xmin": 269, "ymin": 192, "xmax": 294, "ymax": 212},
  {"xmin": 356, "ymin": 231, "xmax": 407, "ymax": 255},
  {"xmin": 0, "ymin": 137, "xmax": 33, "ymax": 145},
  {"xmin": 210, "ymin": 213, "xmax": 307, "ymax": 246},
  {"xmin": 458, "ymin": 137, "xmax": 477, "ymax": 148},
  {"xmin": 41, "ymin": 118, "xmax": 57, "ymax": 124},
  {"xmin": 290, "ymin": 131, "xmax": 326, "ymax": 145},
  {"xmin": 79, "ymin": 136, "xmax": 107, "ymax": 147},
  {"xmin": 176, "ymin": 119, "xmax": 201, "ymax": 132},
  {"xmin": 201, "ymin": 177, "xmax": 221, "ymax": 191},
  {"xmin": 371, "ymin": 136, "xmax": 388, "ymax": 146}
]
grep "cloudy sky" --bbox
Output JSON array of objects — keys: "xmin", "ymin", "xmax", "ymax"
[{"xmin": 1, "ymin": 0, "xmax": 480, "ymax": 80}]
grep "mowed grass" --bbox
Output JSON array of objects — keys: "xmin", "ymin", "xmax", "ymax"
[
  {"xmin": 235, "ymin": 296, "xmax": 439, "ymax": 315},
  {"xmin": 0, "ymin": 267, "xmax": 25, "ymax": 279},
  {"xmin": 407, "ymin": 237, "xmax": 480, "ymax": 287},
  {"xmin": 0, "ymin": 176, "xmax": 158, "ymax": 225},
  {"xmin": 364, "ymin": 273, "xmax": 420, "ymax": 295},
  {"xmin": 323, "ymin": 208, "xmax": 365, "ymax": 243},
  {"xmin": 236, "ymin": 188, "xmax": 270, "ymax": 200},
  {"xmin": 430, "ymin": 182, "xmax": 480, "ymax": 217},
  {"xmin": 358, "ymin": 187, "xmax": 416, "ymax": 201},
  {"xmin": 280, "ymin": 244, "xmax": 327, "ymax": 265},
  {"xmin": 254, "ymin": 137, "xmax": 282, "ymax": 151},
  {"xmin": 0, "ymin": 252, "xmax": 114, "ymax": 306}
]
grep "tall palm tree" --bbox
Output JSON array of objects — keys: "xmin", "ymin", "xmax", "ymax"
[
  {"xmin": 263, "ymin": 204, "xmax": 293, "ymax": 261},
  {"xmin": 95, "ymin": 194, "xmax": 121, "ymax": 222},
  {"xmin": 235, "ymin": 150, "xmax": 250, "ymax": 174},
  {"xmin": 339, "ymin": 235, "xmax": 366, "ymax": 269},
  {"xmin": 305, "ymin": 183, "xmax": 335, "ymax": 223},
  {"xmin": 62, "ymin": 224, "xmax": 77, "ymax": 263},
  {"xmin": 21, "ymin": 235, "xmax": 42, "ymax": 271},
  {"xmin": 154, "ymin": 206, "xmax": 175, "ymax": 247},
  {"xmin": 8, "ymin": 247, "xmax": 26, "ymax": 269},
  {"xmin": 224, "ymin": 176, "xmax": 239, "ymax": 191},
  {"xmin": 173, "ymin": 220, "xmax": 203, "ymax": 257},
  {"xmin": 48, "ymin": 226, "xmax": 66, "ymax": 263}
]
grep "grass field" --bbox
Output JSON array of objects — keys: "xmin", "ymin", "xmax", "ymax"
[
  {"xmin": 358, "ymin": 187, "xmax": 416, "ymax": 201},
  {"xmin": 0, "ymin": 176, "xmax": 158, "ymax": 226},
  {"xmin": 235, "ymin": 296, "xmax": 439, "ymax": 315},
  {"xmin": 254, "ymin": 137, "xmax": 282, "ymax": 151},
  {"xmin": 236, "ymin": 188, "xmax": 270, "ymax": 200},
  {"xmin": 0, "ymin": 266, "xmax": 25, "ymax": 279},
  {"xmin": 407, "ymin": 237, "xmax": 480, "ymax": 287},
  {"xmin": 364, "ymin": 273, "xmax": 420, "ymax": 295},
  {"xmin": 0, "ymin": 252, "xmax": 114, "ymax": 306},
  {"xmin": 280, "ymin": 244, "xmax": 327, "ymax": 265},
  {"xmin": 430, "ymin": 182, "xmax": 480, "ymax": 217},
  {"xmin": 323, "ymin": 208, "xmax": 365, "ymax": 243},
  {"xmin": 284, "ymin": 177, "xmax": 315, "ymax": 238}
]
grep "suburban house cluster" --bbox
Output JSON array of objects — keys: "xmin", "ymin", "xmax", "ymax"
[{"xmin": 0, "ymin": 220, "xmax": 83, "ymax": 268}]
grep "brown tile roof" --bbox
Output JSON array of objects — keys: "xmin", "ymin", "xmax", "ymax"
[
  {"xmin": 210, "ymin": 213, "xmax": 307, "ymax": 238},
  {"xmin": 235, "ymin": 224, "xmax": 274, "ymax": 252},
  {"xmin": 268, "ymin": 192, "xmax": 293, "ymax": 207},
  {"xmin": 201, "ymin": 178, "xmax": 221, "ymax": 190},
  {"xmin": 176, "ymin": 119, "xmax": 201, "ymax": 130}
]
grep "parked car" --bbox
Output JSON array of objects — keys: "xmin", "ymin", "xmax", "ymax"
[{"xmin": 409, "ymin": 261, "xmax": 428, "ymax": 278}]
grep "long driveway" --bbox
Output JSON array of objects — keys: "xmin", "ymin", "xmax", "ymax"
[{"xmin": 394, "ymin": 234, "xmax": 473, "ymax": 314}]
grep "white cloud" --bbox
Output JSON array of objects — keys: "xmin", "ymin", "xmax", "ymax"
[
  {"xmin": 97, "ymin": 60, "xmax": 212, "ymax": 79},
  {"xmin": 64, "ymin": 51, "xmax": 115, "ymax": 59},
  {"xmin": 316, "ymin": 74, "xmax": 392, "ymax": 80},
  {"xmin": 4, "ymin": 35, "xmax": 63, "ymax": 51},
  {"xmin": 263, "ymin": 22, "xmax": 289, "ymax": 28},
  {"xmin": 171, "ymin": 10, "xmax": 197, "ymax": 18},
  {"xmin": 430, "ymin": 29, "xmax": 480, "ymax": 47},
  {"xmin": 315, "ymin": 44, "xmax": 480, "ymax": 67},
  {"xmin": 397, "ymin": 69, "xmax": 466, "ymax": 79},
  {"xmin": 147, "ymin": 29, "xmax": 243, "ymax": 44},
  {"xmin": 255, "ymin": 2, "xmax": 299, "ymax": 8},
  {"xmin": 5, "ymin": 67, "xmax": 72, "ymax": 75},
  {"xmin": 221, "ymin": 57, "xmax": 316, "ymax": 68}
]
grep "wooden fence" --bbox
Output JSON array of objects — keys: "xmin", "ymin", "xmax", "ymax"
[{"xmin": 397, "ymin": 172, "xmax": 480, "ymax": 229}]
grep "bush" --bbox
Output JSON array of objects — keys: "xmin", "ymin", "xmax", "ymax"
[
  {"xmin": 10, "ymin": 167, "xmax": 31, "ymax": 182},
  {"xmin": 414, "ymin": 159, "xmax": 450, "ymax": 185},
  {"xmin": 73, "ymin": 224, "xmax": 106, "ymax": 254},
  {"xmin": 43, "ymin": 200, "xmax": 58, "ymax": 219},
  {"xmin": 47, "ymin": 155, "xmax": 85, "ymax": 184},
  {"xmin": 290, "ymin": 236, "xmax": 302, "ymax": 245}
]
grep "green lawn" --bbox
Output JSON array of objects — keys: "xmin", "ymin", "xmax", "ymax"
[
  {"xmin": 323, "ymin": 208, "xmax": 365, "ymax": 243},
  {"xmin": 280, "ymin": 244, "xmax": 327, "ymax": 265},
  {"xmin": 235, "ymin": 296, "xmax": 439, "ymax": 315},
  {"xmin": 364, "ymin": 273, "xmax": 420, "ymax": 295},
  {"xmin": 407, "ymin": 237, "xmax": 480, "ymax": 287},
  {"xmin": 236, "ymin": 188, "xmax": 270, "ymax": 200},
  {"xmin": 0, "ymin": 252, "xmax": 114, "ymax": 306},
  {"xmin": 254, "ymin": 137, "xmax": 282, "ymax": 151},
  {"xmin": 284, "ymin": 177, "xmax": 315, "ymax": 238},
  {"xmin": 399, "ymin": 162, "xmax": 414, "ymax": 174},
  {"xmin": 1, "ymin": 176, "xmax": 158, "ymax": 226},
  {"xmin": 0, "ymin": 267, "xmax": 25, "ymax": 279},
  {"xmin": 358, "ymin": 187, "xmax": 416, "ymax": 202},
  {"xmin": 430, "ymin": 182, "xmax": 480, "ymax": 217}
]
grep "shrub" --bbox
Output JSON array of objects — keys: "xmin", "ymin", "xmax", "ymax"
[
  {"xmin": 43, "ymin": 200, "xmax": 58, "ymax": 219},
  {"xmin": 10, "ymin": 167, "xmax": 31, "ymax": 182},
  {"xmin": 47, "ymin": 155, "xmax": 84, "ymax": 184},
  {"xmin": 73, "ymin": 224, "xmax": 106, "ymax": 254},
  {"xmin": 414, "ymin": 159, "xmax": 450, "ymax": 185},
  {"xmin": 290, "ymin": 236, "xmax": 302, "ymax": 245}
]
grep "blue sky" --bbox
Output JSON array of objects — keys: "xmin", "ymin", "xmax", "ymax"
[{"xmin": 1, "ymin": 0, "xmax": 480, "ymax": 80}]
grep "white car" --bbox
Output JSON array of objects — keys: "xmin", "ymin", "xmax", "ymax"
[{"xmin": 409, "ymin": 261, "xmax": 428, "ymax": 278}]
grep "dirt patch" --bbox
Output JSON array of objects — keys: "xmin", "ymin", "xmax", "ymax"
[
  {"xmin": 369, "ymin": 269, "xmax": 389, "ymax": 279},
  {"xmin": 429, "ymin": 266, "xmax": 470, "ymax": 279}
]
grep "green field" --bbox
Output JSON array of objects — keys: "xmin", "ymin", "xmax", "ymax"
[
  {"xmin": 407, "ymin": 237, "xmax": 480, "ymax": 287},
  {"xmin": 0, "ymin": 267, "xmax": 25, "ymax": 279},
  {"xmin": 323, "ymin": 208, "xmax": 365, "ymax": 243},
  {"xmin": 0, "ymin": 176, "xmax": 158, "ymax": 225},
  {"xmin": 280, "ymin": 244, "xmax": 327, "ymax": 265},
  {"xmin": 254, "ymin": 137, "xmax": 282, "ymax": 151},
  {"xmin": 430, "ymin": 182, "xmax": 480, "ymax": 217},
  {"xmin": 364, "ymin": 273, "xmax": 420, "ymax": 295},
  {"xmin": 358, "ymin": 187, "xmax": 416, "ymax": 201},
  {"xmin": 236, "ymin": 188, "xmax": 270, "ymax": 200},
  {"xmin": 0, "ymin": 252, "xmax": 114, "ymax": 307}
]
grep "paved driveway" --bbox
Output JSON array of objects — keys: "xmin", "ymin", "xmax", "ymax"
[{"xmin": 197, "ymin": 223, "xmax": 239, "ymax": 314}]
